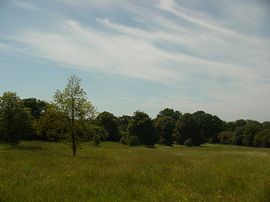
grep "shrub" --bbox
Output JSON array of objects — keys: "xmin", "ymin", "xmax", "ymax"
[
  {"xmin": 120, "ymin": 136, "xmax": 126, "ymax": 145},
  {"xmin": 184, "ymin": 138, "xmax": 193, "ymax": 147},
  {"xmin": 218, "ymin": 131, "xmax": 233, "ymax": 144},
  {"xmin": 92, "ymin": 133, "xmax": 101, "ymax": 146},
  {"xmin": 253, "ymin": 130, "xmax": 270, "ymax": 148},
  {"xmin": 126, "ymin": 135, "xmax": 139, "ymax": 146}
]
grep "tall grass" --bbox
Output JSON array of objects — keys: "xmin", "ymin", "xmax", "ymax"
[{"xmin": 0, "ymin": 141, "xmax": 269, "ymax": 201}]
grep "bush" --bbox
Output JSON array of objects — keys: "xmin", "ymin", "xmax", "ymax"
[
  {"xmin": 253, "ymin": 130, "xmax": 270, "ymax": 147},
  {"xmin": 218, "ymin": 131, "xmax": 233, "ymax": 144},
  {"xmin": 126, "ymin": 135, "xmax": 139, "ymax": 146},
  {"xmin": 184, "ymin": 138, "xmax": 193, "ymax": 147},
  {"xmin": 120, "ymin": 136, "xmax": 126, "ymax": 145},
  {"xmin": 92, "ymin": 134, "xmax": 101, "ymax": 146}
]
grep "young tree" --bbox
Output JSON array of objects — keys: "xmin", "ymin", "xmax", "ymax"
[
  {"xmin": 0, "ymin": 92, "xmax": 32, "ymax": 146},
  {"xmin": 54, "ymin": 75, "xmax": 96, "ymax": 156}
]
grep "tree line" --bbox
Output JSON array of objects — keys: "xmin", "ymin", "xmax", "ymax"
[{"xmin": 0, "ymin": 75, "xmax": 269, "ymax": 155}]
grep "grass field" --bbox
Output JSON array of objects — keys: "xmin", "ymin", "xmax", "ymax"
[{"xmin": 0, "ymin": 141, "xmax": 269, "ymax": 202}]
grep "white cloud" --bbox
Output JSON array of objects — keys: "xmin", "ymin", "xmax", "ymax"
[
  {"xmin": 4, "ymin": 0, "xmax": 270, "ymax": 120},
  {"xmin": 10, "ymin": 0, "xmax": 39, "ymax": 11},
  {"xmin": 0, "ymin": 43, "xmax": 7, "ymax": 50},
  {"xmin": 16, "ymin": 20, "xmax": 179, "ymax": 82}
]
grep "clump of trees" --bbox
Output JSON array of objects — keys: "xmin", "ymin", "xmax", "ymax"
[
  {"xmin": 1, "ymin": 75, "xmax": 269, "ymax": 156},
  {"xmin": 0, "ymin": 92, "xmax": 32, "ymax": 146},
  {"xmin": 220, "ymin": 120, "xmax": 270, "ymax": 148}
]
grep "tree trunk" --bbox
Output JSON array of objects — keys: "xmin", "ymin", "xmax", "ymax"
[
  {"xmin": 71, "ymin": 99, "xmax": 76, "ymax": 156},
  {"xmin": 71, "ymin": 118, "xmax": 76, "ymax": 156}
]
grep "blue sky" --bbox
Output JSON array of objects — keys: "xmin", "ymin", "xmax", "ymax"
[{"xmin": 0, "ymin": 0, "xmax": 270, "ymax": 121}]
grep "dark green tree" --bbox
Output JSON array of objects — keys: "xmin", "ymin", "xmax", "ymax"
[
  {"xmin": 174, "ymin": 113, "xmax": 204, "ymax": 146},
  {"xmin": 241, "ymin": 120, "xmax": 262, "ymax": 147},
  {"xmin": 234, "ymin": 119, "xmax": 247, "ymax": 128},
  {"xmin": 96, "ymin": 111, "xmax": 120, "ymax": 142},
  {"xmin": 128, "ymin": 111, "xmax": 157, "ymax": 147},
  {"xmin": 154, "ymin": 116, "xmax": 175, "ymax": 146},
  {"xmin": 253, "ymin": 129, "xmax": 270, "ymax": 147},
  {"xmin": 192, "ymin": 111, "xmax": 223, "ymax": 143},
  {"xmin": 22, "ymin": 98, "xmax": 47, "ymax": 118},
  {"xmin": 75, "ymin": 122, "xmax": 108, "ymax": 143},
  {"xmin": 0, "ymin": 92, "xmax": 32, "ymax": 146},
  {"xmin": 262, "ymin": 121, "xmax": 270, "ymax": 130},
  {"xmin": 158, "ymin": 108, "xmax": 181, "ymax": 120},
  {"xmin": 232, "ymin": 127, "xmax": 244, "ymax": 145}
]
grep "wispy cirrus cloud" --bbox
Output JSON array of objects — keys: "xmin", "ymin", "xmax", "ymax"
[
  {"xmin": 10, "ymin": 0, "xmax": 40, "ymax": 11},
  {"xmin": 2, "ymin": 0, "xmax": 270, "ymax": 120}
]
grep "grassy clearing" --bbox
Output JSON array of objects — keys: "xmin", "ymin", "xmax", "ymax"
[{"xmin": 0, "ymin": 141, "xmax": 269, "ymax": 202}]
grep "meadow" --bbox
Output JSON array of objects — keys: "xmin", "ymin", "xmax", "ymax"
[{"xmin": 0, "ymin": 141, "xmax": 269, "ymax": 202}]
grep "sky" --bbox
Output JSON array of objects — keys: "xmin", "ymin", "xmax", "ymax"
[{"xmin": 0, "ymin": 0, "xmax": 270, "ymax": 121}]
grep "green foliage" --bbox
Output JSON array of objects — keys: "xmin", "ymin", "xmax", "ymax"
[
  {"xmin": 22, "ymin": 98, "xmax": 47, "ymax": 118},
  {"xmin": 241, "ymin": 121, "xmax": 262, "ymax": 146},
  {"xmin": 35, "ymin": 105, "xmax": 69, "ymax": 141},
  {"xmin": 218, "ymin": 131, "xmax": 233, "ymax": 144},
  {"xmin": 232, "ymin": 127, "xmax": 244, "ymax": 145},
  {"xmin": 174, "ymin": 113, "xmax": 204, "ymax": 146},
  {"xmin": 232, "ymin": 121, "xmax": 262, "ymax": 147},
  {"xmin": 128, "ymin": 111, "xmax": 157, "ymax": 147},
  {"xmin": 192, "ymin": 111, "xmax": 223, "ymax": 143},
  {"xmin": 119, "ymin": 136, "xmax": 126, "ymax": 145},
  {"xmin": 158, "ymin": 108, "xmax": 181, "ymax": 120},
  {"xmin": 54, "ymin": 75, "xmax": 96, "ymax": 121},
  {"xmin": 96, "ymin": 111, "xmax": 120, "ymax": 141},
  {"xmin": 126, "ymin": 135, "xmax": 140, "ymax": 146},
  {"xmin": 53, "ymin": 75, "xmax": 96, "ymax": 156},
  {"xmin": 91, "ymin": 126, "xmax": 108, "ymax": 142},
  {"xmin": 184, "ymin": 138, "xmax": 193, "ymax": 147},
  {"xmin": 119, "ymin": 132, "xmax": 139, "ymax": 146},
  {"xmin": 117, "ymin": 115, "xmax": 132, "ymax": 132},
  {"xmin": 154, "ymin": 116, "xmax": 174, "ymax": 146},
  {"xmin": 92, "ymin": 133, "xmax": 101, "ymax": 146},
  {"xmin": 223, "ymin": 121, "xmax": 236, "ymax": 131},
  {"xmin": 0, "ymin": 92, "xmax": 32, "ymax": 146},
  {"xmin": 119, "ymin": 131, "xmax": 128, "ymax": 144},
  {"xmin": 234, "ymin": 119, "xmax": 247, "ymax": 128},
  {"xmin": 263, "ymin": 122, "xmax": 270, "ymax": 130},
  {"xmin": 253, "ymin": 129, "xmax": 270, "ymax": 147}
]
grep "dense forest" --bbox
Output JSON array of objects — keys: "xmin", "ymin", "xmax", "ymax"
[{"xmin": 0, "ymin": 76, "xmax": 269, "ymax": 155}]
